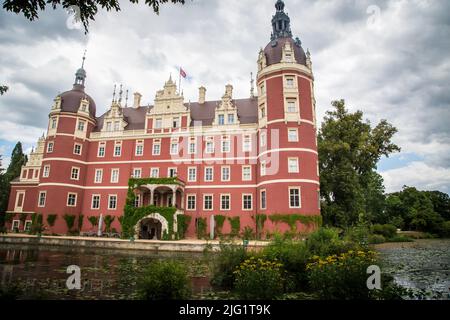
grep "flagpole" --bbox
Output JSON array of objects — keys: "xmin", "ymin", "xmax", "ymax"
[{"xmin": 178, "ymin": 66, "xmax": 182, "ymax": 94}]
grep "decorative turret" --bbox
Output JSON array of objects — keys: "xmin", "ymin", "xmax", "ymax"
[{"xmin": 271, "ymin": 0, "xmax": 292, "ymax": 40}]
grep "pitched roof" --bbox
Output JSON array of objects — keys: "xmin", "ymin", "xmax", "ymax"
[{"xmin": 93, "ymin": 97, "xmax": 258, "ymax": 132}]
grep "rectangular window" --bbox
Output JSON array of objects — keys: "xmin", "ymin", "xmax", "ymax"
[
  {"xmin": 67, "ymin": 193, "xmax": 77, "ymax": 207},
  {"xmin": 92, "ymin": 195, "xmax": 100, "ymax": 209},
  {"xmin": 153, "ymin": 140, "xmax": 161, "ymax": 155},
  {"xmin": 98, "ymin": 142, "xmax": 106, "ymax": 157},
  {"xmin": 21, "ymin": 169, "xmax": 27, "ymax": 179},
  {"xmin": 38, "ymin": 191, "xmax": 46, "ymax": 207},
  {"xmin": 243, "ymin": 135, "xmax": 251, "ymax": 152},
  {"xmin": 114, "ymin": 121, "xmax": 120, "ymax": 131},
  {"xmin": 260, "ymin": 132, "xmax": 267, "ymax": 147},
  {"xmin": 188, "ymin": 167, "xmax": 197, "ymax": 182},
  {"xmin": 150, "ymin": 168, "xmax": 159, "ymax": 178},
  {"xmin": 71, "ymin": 167, "xmax": 80, "ymax": 180},
  {"xmin": 187, "ymin": 195, "xmax": 196, "ymax": 210},
  {"xmin": 260, "ymin": 84, "xmax": 265, "ymax": 95},
  {"xmin": 172, "ymin": 117, "xmax": 180, "ymax": 128},
  {"xmin": 135, "ymin": 141, "xmax": 144, "ymax": 156},
  {"xmin": 243, "ymin": 194, "xmax": 253, "ymax": 210},
  {"xmin": 288, "ymin": 158, "xmax": 299, "ymax": 173},
  {"xmin": 133, "ymin": 168, "xmax": 142, "ymax": 178},
  {"xmin": 24, "ymin": 220, "xmax": 32, "ymax": 232},
  {"xmin": 189, "ymin": 138, "xmax": 196, "ymax": 155},
  {"xmin": 205, "ymin": 167, "xmax": 213, "ymax": 182},
  {"xmin": 106, "ymin": 122, "xmax": 112, "ymax": 131},
  {"xmin": 260, "ymin": 105, "xmax": 266, "ymax": 118},
  {"xmin": 73, "ymin": 143, "xmax": 82, "ymax": 155},
  {"xmin": 218, "ymin": 114, "xmax": 225, "ymax": 125},
  {"xmin": 288, "ymin": 128, "xmax": 298, "ymax": 142},
  {"xmin": 221, "ymin": 136, "xmax": 230, "ymax": 153},
  {"xmin": 221, "ymin": 194, "xmax": 231, "ymax": 210},
  {"xmin": 289, "ymin": 188, "xmax": 301, "ymax": 208},
  {"xmin": 260, "ymin": 161, "xmax": 266, "ymax": 176},
  {"xmin": 47, "ymin": 142, "xmax": 54, "ymax": 153},
  {"xmin": 287, "ymin": 99, "xmax": 297, "ymax": 113},
  {"xmin": 260, "ymin": 190, "xmax": 267, "ymax": 209},
  {"xmin": 11, "ymin": 220, "xmax": 20, "ymax": 231},
  {"xmin": 155, "ymin": 118, "xmax": 162, "ymax": 129},
  {"xmin": 94, "ymin": 169, "xmax": 103, "ymax": 183},
  {"xmin": 168, "ymin": 168, "xmax": 177, "ymax": 178},
  {"xmin": 204, "ymin": 195, "xmax": 213, "ymax": 210},
  {"xmin": 111, "ymin": 169, "xmax": 119, "ymax": 183},
  {"xmin": 205, "ymin": 137, "xmax": 214, "ymax": 154},
  {"xmin": 170, "ymin": 140, "xmax": 179, "ymax": 155},
  {"xmin": 108, "ymin": 195, "xmax": 117, "ymax": 210},
  {"xmin": 77, "ymin": 120, "xmax": 86, "ymax": 132},
  {"xmin": 286, "ymin": 77, "xmax": 295, "ymax": 88},
  {"xmin": 221, "ymin": 166, "xmax": 230, "ymax": 182},
  {"xmin": 228, "ymin": 114, "xmax": 234, "ymax": 124},
  {"xmin": 134, "ymin": 194, "xmax": 141, "ymax": 208},
  {"xmin": 51, "ymin": 117, "xmax": 57, "ymax": 129},
  {"xmin": 114, "ymin": 142, "xmax": 122, "ymax": 157},
  {"xmin": 43, "ymin": 165, "xmax": 50, "ymax": 178},
  {"xmin": 15, "ymin": 191, "xmax": 25, "ymax": 210},
  {"xmin": 242, "ymin": 166, "xmax": 252, "ymax": 181}
]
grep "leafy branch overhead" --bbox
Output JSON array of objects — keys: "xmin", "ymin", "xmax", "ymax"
[
  {"xmin": 2, "ymin": 0, "xmax": 187, "ymax": 33},
  {"xmin": 0, "ymin": 85, "xmax": 8, "ymax": 95}
]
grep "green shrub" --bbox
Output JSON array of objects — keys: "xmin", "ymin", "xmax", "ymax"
[
  {"xmin": 77, "ymin": 214, "xmax": 84, "ymax": 231},
  {"xmin": 372, "ymin": 224, "xmax": 397, "ymax": 239},
  {"xmin": 344, "ymin": 224, "xmax": 371, "ymax": 245},
  {"xmin": 63, "ymin": 214, "xmax": 76, "ymax": 232},
  {"xmin": 211, "ymin": 244, "xmax": 248, "ymax": 290},
  {"xmin": 307, "ymin": 227, "xmax": 357, "ymax": 256},
  {"xmin": 176, "ymin": 215, "xmax": 191, "ymax": 239},
  {"xmin": 263, "ymin": 236, "xmax": 310, "ymax": 291},
  {"xmin": 234, "ymin": 257, "xmax": 284, "ymax": 299},
  {"xmin": 88, "ymin": 216, "xmax": 99, "ymax": 228},
  {"xmin": 241, "ymin": 226, "xmax": 254, "ymax": 240},
  {"xmin": 104, "ymin": 215, "xmax": 115, "ymax": 233},
  {"xmin": 368, "ymin": 234, "xmax": 386, "ymax": 244},
  {"xmin": 196, "ymin": 217, "xmax": 207, "ymax": 239},
  {"xmin": 46, "ymin": 214, "xmax": 57, "ymax": 227},
  {"xmin": 387, "ymin": 235, "xmax": 413, "ymax": 243},
  {"xmin": 137, "ymin": 260, "xmax": 191, "ymax": 300},
  {"xmin": 30, "ymin": 213, "xmax": 44, "ymax": 235},
  {"xmin": 438, "ymin": 221, "xmax": 450, "ymax": 238},
  {"xmin": 307, "ymin": 249, "xmax": 378, "ymax": 299},
  {"xmin": 228, "ymin": 217, "xmax": 240, "ymax": 237}
]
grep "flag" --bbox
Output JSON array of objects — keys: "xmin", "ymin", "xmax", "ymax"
[{"xmin": 180, "ymin": 67, "xmax": 187, "ymax": 78}]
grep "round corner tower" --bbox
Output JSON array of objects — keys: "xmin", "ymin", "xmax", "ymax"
[
  {"xmin": 39, "ymin": 55, "xmax": 97, "ymax": 234},
  {"xmin": 256, "ymin": 0, "xmax": 320, "ymax": 233}
]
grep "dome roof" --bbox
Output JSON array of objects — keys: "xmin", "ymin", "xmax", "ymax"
[
  {"xmin": 59, "ymin": 84, "xmax": 96, "ymax": 118},
  {"xmin": 264, "ymin": 37, "xmax": 307, "ymax": 67}
]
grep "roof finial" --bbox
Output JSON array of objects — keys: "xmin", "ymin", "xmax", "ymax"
[
  {"xmin": 250, "ymin": 72, "xmax": 255, "ymax": 98},
  {"xmin": 81, "ymin": 49, "xmax": 87, "ymax": 68},
  {"xmin": 125, "ymin": 89, "xmax": 129, "ymax": 107},
  {"xmin": 112, "ymin": 84, "xmax": 117, "ymax": 103},
  {"xmin": 118, "ymin": 84, "xmax": 123, "ymax": 105}
]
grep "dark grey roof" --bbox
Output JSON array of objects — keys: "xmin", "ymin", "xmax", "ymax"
[
  {"xmin": 59, "ymin": 84, "xmax": 96, "ymax": 118},
  {"xmin": 93, "ymin": 97, "xmax": 258, "ymax": 132},
  {"xmin": 264, "ymin": 37, "xmax": 307, "ymax": 66}
]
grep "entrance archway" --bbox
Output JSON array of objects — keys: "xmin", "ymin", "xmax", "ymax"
[{"xmin": 134, "ymin": 213, "xmax": 169, "ymax": 240}]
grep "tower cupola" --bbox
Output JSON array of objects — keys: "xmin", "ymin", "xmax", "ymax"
[{"xmin": 271, "ymin": 0, "xmax": 292, "ymax": 40}]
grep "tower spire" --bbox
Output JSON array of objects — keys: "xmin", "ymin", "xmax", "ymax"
[
  {"xmin": 118, "ymin": 84, "xmax": 123, "ymax": 105},
  {"xmin": 250, "ymin": 72, "xmax": 255, "ymax": 98},
  {"xmin": 112, "ymin": 84, "xmax": 117, "ymax": 103},
  {"xmin": 271, "ymin": 0, "xmax": 292, "ymax": 40},
  {"xmin": 74, "ymin": 50, "xmax": 87, "ymax": 88}
]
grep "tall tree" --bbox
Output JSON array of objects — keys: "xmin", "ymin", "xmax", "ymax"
[
  {"xmin": 2, "ymin": 0, "xmax": 187, "ymax": 33},
  {"xmin": 318, "ymin": 100, "xmax": 400, "ymax": 228},
  {"xmin": 0, "ymin": 142, "xmax": 28, "ymax": 222}
]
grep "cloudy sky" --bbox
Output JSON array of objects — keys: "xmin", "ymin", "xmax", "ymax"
[{"xmin": 0, "ymin": 0, "xmax": 449, "ymax": 194}]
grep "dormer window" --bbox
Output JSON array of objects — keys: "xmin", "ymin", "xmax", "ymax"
[
  {"xmin": 106, "ymin": 122, "xmax": 112, "ymax": 131},
  {"xmin": 218, "ymin": 114, "xmax": 225, "ymax": 125},
  {"xmin": 228, "ymin": 114, "xmax": 235, "ymax": 124},
  {"xmin": 114, "ymin": 121, "xmax": 120, "ymax": 131}
]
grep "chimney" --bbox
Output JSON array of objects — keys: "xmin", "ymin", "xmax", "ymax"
[
  {"xmin": 225, "ymin": 84, "xmax": 233, "ymax": 98},
  {"xmin": 133, "ymin": 92, "xmax": 142, "ymax": 109},
  {"xmin": 199, "ymin": 86, "xmax": 206, "ymax": 104}
]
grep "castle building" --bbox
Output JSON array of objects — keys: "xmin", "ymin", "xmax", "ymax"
[{"xmin": 6, "ymin": 1, "xmax": 320, "ymax": 239}]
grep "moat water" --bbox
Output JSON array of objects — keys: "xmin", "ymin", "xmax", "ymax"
[{"xmin": 0, "ymin": 239, "xmax": 449, "ymax": 300}]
